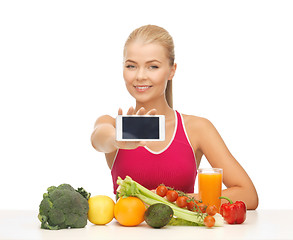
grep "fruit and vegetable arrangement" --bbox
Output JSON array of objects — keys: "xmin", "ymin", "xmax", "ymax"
[{"xmin": 38, "ymin": 176, "xmax": 246, "ymax": 230}]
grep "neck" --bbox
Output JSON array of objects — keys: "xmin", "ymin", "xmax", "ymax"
[{"xmin": 134, "ymin": 95, "xmax": 174, "ymax": 119}]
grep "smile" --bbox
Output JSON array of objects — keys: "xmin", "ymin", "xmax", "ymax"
[{"xmin": 134, "ymin": 85, "xmax": 152, "ymax": 92}]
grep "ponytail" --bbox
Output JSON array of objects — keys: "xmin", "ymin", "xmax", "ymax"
[{"xmin": 165, "ymin": 80, "xmax": 173, "ymax": 108}]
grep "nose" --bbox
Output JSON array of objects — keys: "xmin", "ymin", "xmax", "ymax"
[{"xmin": 136, "ymin": 67, "xmax": 147, "ymax": 81}]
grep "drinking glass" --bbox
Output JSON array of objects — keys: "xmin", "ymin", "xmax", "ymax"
[{"xmin": 198, "ymin": 168, "xmax": 223, "ymax": 212}]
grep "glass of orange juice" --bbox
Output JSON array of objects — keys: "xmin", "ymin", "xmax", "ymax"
[{"xmin": 198, "ymin": 168, "xmax": 223, "ymax": 212}]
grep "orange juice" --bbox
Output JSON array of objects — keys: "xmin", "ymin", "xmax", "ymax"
[{"xmin": 198, "ymin": 168, "xmax": 223, "ymax": 212}]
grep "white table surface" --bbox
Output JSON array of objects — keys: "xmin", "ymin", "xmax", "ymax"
[{"xmin": 0, "ymin": 210, "xmax": 292, "ymax": 240}]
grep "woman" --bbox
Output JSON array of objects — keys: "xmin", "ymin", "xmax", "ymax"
[{"xmin": 91, "ymin": 25, "xmax": 258, "ymax": 210}]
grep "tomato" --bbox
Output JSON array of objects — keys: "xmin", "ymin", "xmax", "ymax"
[
  {"xmin": 187, "ymin": 200, "xmax": 195, "ymax": 211},
  {"xmin": 156, "ymin": 185, "xmax": 168, "ymax": 197},
  {"xmin": 114, "ymin": 197, "xmax": 146, "ymax": 226},
  {"xmin": 197, "ymin": 202, "xmax": 207, "ymax": 213},
  {"xmin": 166, "ymin": 190, "xmax": 178, "ymax": 202},
  {"xmin": 176, "ymin": 196, "xmax": 188, "ymax": 208},
  {"xmin": 204, "ymin": 215, "xmax": 215, "ymax": 228},
  {"xmin": 206, "ymin": 205, "xmax": 217, "ymax": 216}
]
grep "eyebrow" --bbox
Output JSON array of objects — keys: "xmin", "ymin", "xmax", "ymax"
[{"xmin": 125, "ymin": 59, "xmax": 162, "ymax": 64}]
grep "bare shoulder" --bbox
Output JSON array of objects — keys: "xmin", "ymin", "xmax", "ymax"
[
  {"xmin": 180, "ymin": 113, "xmax": 216, "ymax": 161},
  {"xmin": 181, "ymin": 113, "xmax": 214, "ymax": 133},
  {"xmin": 181, "ymin": 113, "xmax": 223, "ymax": 158},
  {"xmin": 94, "ymin": 114, "xmax": 115, "ymax": 128}
]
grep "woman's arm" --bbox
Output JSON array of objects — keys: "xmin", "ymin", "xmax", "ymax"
[
  {"xmin": 91, "ymin": 107, "xmax": 156, "ymax": 154},
  {"xmin": 190, "ymin": 117, "xmax": 258, "ymax": 210},
  {"xmin": 91, "ymin": 115, "xmax": 117, "ymax": 153}
]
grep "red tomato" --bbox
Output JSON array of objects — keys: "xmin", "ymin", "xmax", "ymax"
[
  {"xmin": 206, "ymin": 205, "xmax": 217, "ymax": 216},
  {"xmin": 197, "ymin": 202, "xmax": 207, "ymax": 213},
  {"xmin": 176, "ymin": 196, "xmax": 188, "ymax": 208},
  {"xmin": 166, "ymin": 190, "xmax": 178, "ymax": 202},
  {"xmin": 204, "ymin": 215, "xmax": 215, "ymax": 228},
  {"xmin": 187, "ymin": 200, "xmax": 195, "ymax": 211},
  {"xmin": 156, "ymin": 185, "xmax": 168, "ymax": 197}
]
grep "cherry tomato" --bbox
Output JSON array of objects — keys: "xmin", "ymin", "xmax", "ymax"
[
  {"xmin": 206, "ymin": 205, "xmax": 217, "ymax": 216},
  {"xmin": 187, "ymin": 200, "xmax": 195, "ymax": 211},
  {"xmin": 204, "ymin": 215, "xmax": 215, "ymax": 228},
  {"xmin": 176, "ymin": 196, "xmax": 188, "ymax": 208},
  {"xmin": 156, "ymin": 185, "xmax": 168, "ymax": 197},
  {"xmin": 166, "ymin": 190, "xmax": 178, "ymax": 202},
  {"xmin": 197, "ymin": 202, "xmax": 207, "ymax": 213}
]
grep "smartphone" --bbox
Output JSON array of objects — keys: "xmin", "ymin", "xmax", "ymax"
[{"xmin": 116, "ymin": 115, "xmax": 165, "ymax": 141}]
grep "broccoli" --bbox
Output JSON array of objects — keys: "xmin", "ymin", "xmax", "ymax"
[{"xmin": 38, "ymin": 183, "xmax": 91, "ymax": 230}]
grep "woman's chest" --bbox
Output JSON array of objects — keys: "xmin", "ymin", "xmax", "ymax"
[{"xmin": 145, "ymin": 118, "xmax": 176, "ymax": 152}]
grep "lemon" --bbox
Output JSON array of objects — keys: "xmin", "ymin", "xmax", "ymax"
[{"xmin": 88, "ymin": 195, "xmax": 115, "ymax": 225}]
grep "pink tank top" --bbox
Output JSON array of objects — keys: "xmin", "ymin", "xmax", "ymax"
[{"xmin": 111, "ymin": 110, "xmax": 197, "ymax": 194}]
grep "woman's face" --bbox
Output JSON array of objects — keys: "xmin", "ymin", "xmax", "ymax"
[{"xmin": 123, "ymin": 41, "xmax": 176, "ymax": 104}]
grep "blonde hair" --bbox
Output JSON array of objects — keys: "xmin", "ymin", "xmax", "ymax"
[{"xmin": 124, "ymin": 25, "xmax": 175, "ymax": 108}]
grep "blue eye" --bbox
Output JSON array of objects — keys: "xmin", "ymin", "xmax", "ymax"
[
  {"xmin": 150, "ymin": 65, "xmax": 159, "ymax": 69},
  {"xmin": 126, "ymin": 65, "xmax": 135, "ymax": 69}
]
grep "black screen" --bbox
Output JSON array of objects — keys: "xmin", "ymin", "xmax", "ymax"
[{"xmin": 122, "ymin": 116, "xmax": 160, "ymax": 139}]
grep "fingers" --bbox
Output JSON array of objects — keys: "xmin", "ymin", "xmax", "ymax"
[
  {"xmin": 127, "ymin": 106, "xmax": 134, "ymax": 115},
  {"xmin": 139, "ymin": 141, "xmax": 147, "ymax": 147},
  {"xmin": 119, "ymin": 106, "xmax": 135, "ymax": 115},
  {"xmin": 136, "ymin": 107, "xmax": 146, "ymax": 115},
  {"xmin": 119, "ymin": 107, "xmax": 157, "ymax": 116},
  {"xmin": 115, "ymin": 140, "xmax": 146, "ymax": 150},
  {"xmin": 146, "ymin": 109, "xmax": 157, "ymax": 115}
]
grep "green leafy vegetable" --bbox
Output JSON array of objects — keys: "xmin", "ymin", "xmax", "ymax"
[{"xmin": 168, "ymin": 217, "xmax": 199, "ymax": 226}]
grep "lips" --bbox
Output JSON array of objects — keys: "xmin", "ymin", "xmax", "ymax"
[{"xmin": 134, "ymin": 85, "xmax": 152, "ymax": 92}]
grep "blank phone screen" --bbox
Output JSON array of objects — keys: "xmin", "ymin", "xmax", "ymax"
[{"xmin": 122, "ymin": 117, "xmax": 160, "ymax": 139}]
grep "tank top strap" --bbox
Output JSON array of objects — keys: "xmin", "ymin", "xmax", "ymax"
[{"xmin": 174, "ymin": 110, "xmax": 188, "ymax": 142}]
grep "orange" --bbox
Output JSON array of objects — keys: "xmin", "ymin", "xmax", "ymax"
[{"xmin": 114, "ymin": 197, "xmax": 146, "ymax": 226}]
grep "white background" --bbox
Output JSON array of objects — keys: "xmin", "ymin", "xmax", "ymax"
[{"xmin": 0, "ymin": 0, "xmax": 292, "ymax": 210}]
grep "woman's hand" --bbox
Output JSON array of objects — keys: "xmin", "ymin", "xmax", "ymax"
[{"xmin": 114, "ymin": 106, "xmax": 157, "ymax": 150}]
